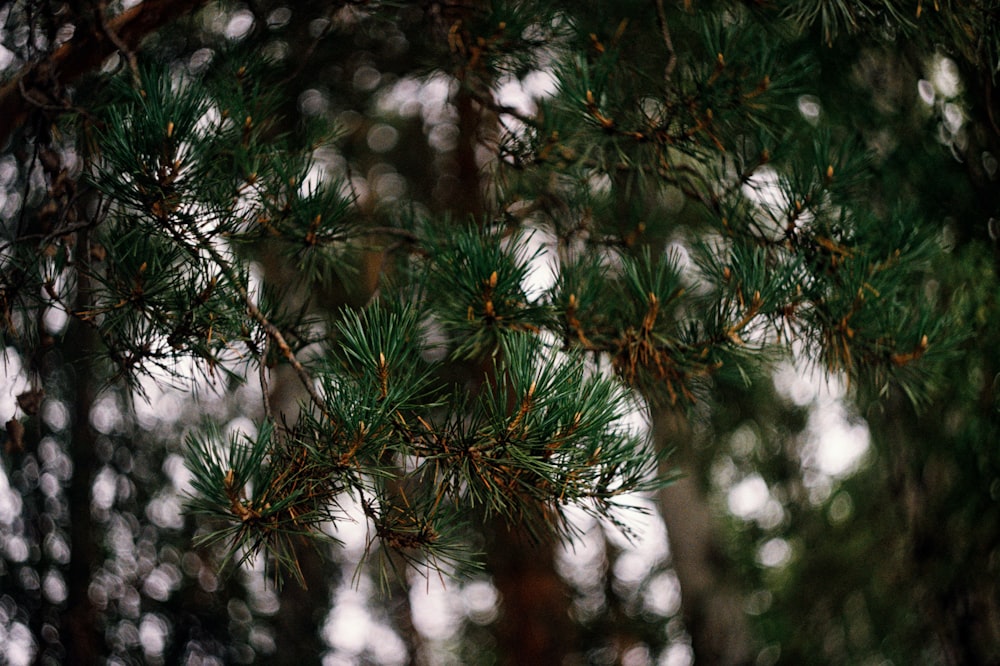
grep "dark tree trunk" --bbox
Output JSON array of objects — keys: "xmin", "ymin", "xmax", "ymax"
[
  {"xmin": 61, "ymin": 236, "xmax": 105, "ymax": 665},
  {"xmin": 450, "ymin": 86, "xmax": 487, "ymax": 220},
  {"xmin": 267, "ymin": 362, "xmax": 336, "ymax": 663},
  {"xmin": 486, "ymin": 525, "xmax": 576, "ymax": 666},
  {"xmin": 652, "ymin": 407, "xmax": 754, "ymax": 666},
  {"xmin": 444, "ymin": 30, "xmax": 576, "ymax": 661},
  {"xmin": 272, "ymin": 546, "xmax": 332, "ymax": 665}
]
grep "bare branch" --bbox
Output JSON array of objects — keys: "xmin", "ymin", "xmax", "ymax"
[
  {"xmin": 0, "ymin": 0, "xmax": 211, "ymax": 147},
  {"xmin": 654, "ymin": 0, "xmax": 678, "ymax": 83}
]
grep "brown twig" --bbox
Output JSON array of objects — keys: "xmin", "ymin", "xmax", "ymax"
[
  {"xmin": 260, "ymin": 339, "xmax": 273, "ymax": 420},
  {"xmin": 97, "ymin": 0, "xmax": 142, "ymax": 88},
  {"xmin": 654, "ymin": 0, "xmax": 678, "ymax": 83},
  {"xmin": 183, "ymin": 222, "xmax": 331, "ymax": 419}
]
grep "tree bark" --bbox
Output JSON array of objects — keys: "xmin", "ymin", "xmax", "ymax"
[
  {"xmin": 485, "ymin": 525, "xmax": 576, "ymax": 666},
  {"xmin": 652, "ymin": 407, "xmax": 754, "ymax": 666},
  {"xmin": 440, "ymin": 22, "xmax": 577, "ymax": 659},
  {"xmin": 271, "ymin": 544, "xmax": 331, "ymax": 665},
  {"xmin": 61, "ymin": 231, "xmax": 105, "ymax": 665},
  {"xmin": 0, "ymin": 0, "xmax": 211, "ymax": 148},
  {"xmin": 266, "ymin": 363, "xmax": 335, "ymax": 663}
]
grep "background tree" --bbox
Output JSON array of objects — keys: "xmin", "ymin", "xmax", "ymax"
[{"xmin": 1, "ymin": 2, "xmax": 997, "ymax": 666}]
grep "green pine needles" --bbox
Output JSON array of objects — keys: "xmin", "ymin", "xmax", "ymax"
[
  {"xmin": 1, "ymin": 2, "xmax": 961, "ymax": 588},
  {"xmin": 186, "ymin": 307, "xmax": 662, "ymax": 586}
]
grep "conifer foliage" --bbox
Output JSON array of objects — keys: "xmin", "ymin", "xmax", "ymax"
[
  {"xmin": 2, "ymin": 2, "xmax": 948, "ymax": 584},
  {"xmin": 1, "ymin": 0, "xmax": 995, "ymax": 663}
]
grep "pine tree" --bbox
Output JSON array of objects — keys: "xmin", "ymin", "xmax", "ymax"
[{"xmin": 0, "ymin": 1, "xmax": 995, "ymax": 664}]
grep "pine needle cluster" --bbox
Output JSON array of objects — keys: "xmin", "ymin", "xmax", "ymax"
[{"xmin": 0, "ymin": 0, "xmax": 961, "ymax": 586}]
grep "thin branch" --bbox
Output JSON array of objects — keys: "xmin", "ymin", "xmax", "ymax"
[
  {"xmin": 466, "ymin": 85, "xmax": 541, "ymax": 128},
  {"xmin": 97, "ymin": 0, "xmax": 142, "ymax": 88},
  {"xmin": 181, "ymin": 222, "xmax": 332, "ymax": 420},
  {"xmin": 260, "ymin": 338, "xmax": 273, "ymax": 421},
  {"xmin": 244, "ymin": 300, "xmax": 319, "ymax": 406},
  {"xmin": 654, "ymin": 0, "xmax": 678, "ymax": 83},
  {"xmin": 355, "ymin": 226, "xmax": 420, "ymax": 243},
  {"xmin": 278, "ymin": 7, "xmax": 338, "ymax": 88},
  {"xmin": 16, "ymin": 77, "xmax": 68, "ymax": 113},
  {"xmin": 0, "ymin": 219, "xmax": 100, "ymax": 256}
]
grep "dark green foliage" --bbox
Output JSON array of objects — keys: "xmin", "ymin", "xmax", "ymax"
[
  {"xmin": 178, "ymin": 280, "xmax": 663, "ymax": 585},
  {"xmin": 2, "ymin": 0, "xmax": 959, "ymax": 585},
  {"xmin": 424, "ymin": 225, "xmax": 550, "ymax": 359}
]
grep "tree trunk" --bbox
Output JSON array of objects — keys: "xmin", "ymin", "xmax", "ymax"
[
  {"xmin": 267, "ymin": 364, "xmax": 336, "ymax": 663},
  {"xmin": 271, "ymin": 545, "xmax": 331, "ymax": 665},
  {"xmin": 651, "ymin": 407, "xmax": 754, "ymax": 666},
  {"xmin": 62, "ymin": 234, "xmax": 105, "ymax": 665},
  {"xmin": 485, "ymin": 525, "xmax": 576, "ymax": 666}
]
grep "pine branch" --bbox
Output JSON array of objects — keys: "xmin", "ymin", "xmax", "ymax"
[{"xmin": 179, "ymin": 219, "xmax": 332, "ymax": 420}]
